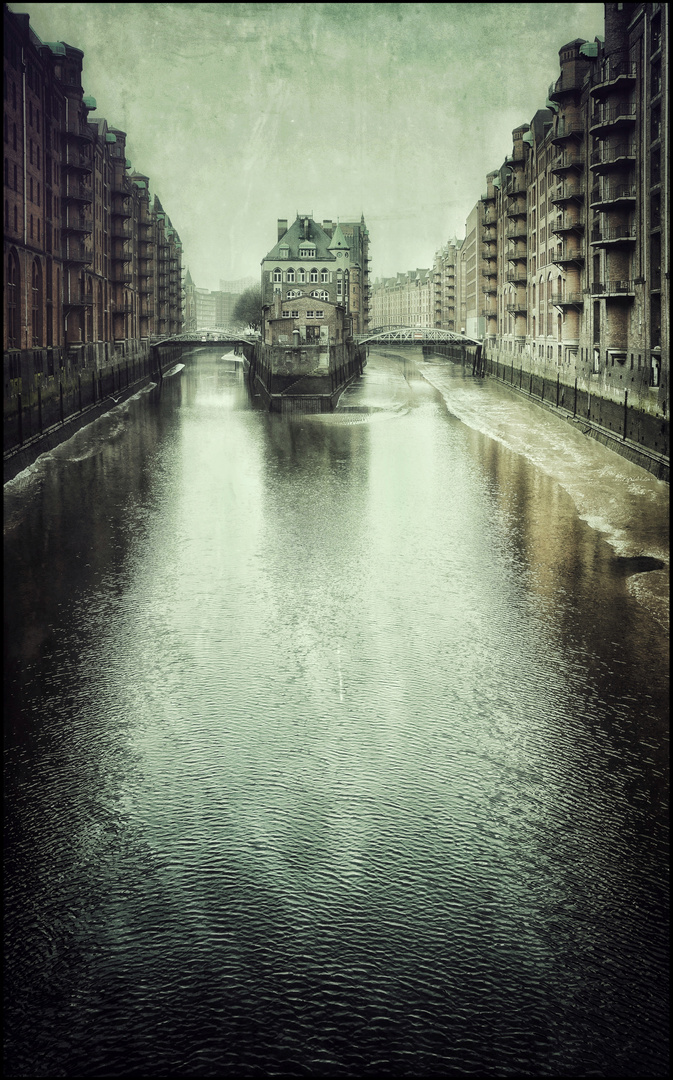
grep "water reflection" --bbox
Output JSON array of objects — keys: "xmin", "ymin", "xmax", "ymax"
[{"xmin": 3, "ymin": 346, "xmax": 668, "ymax": 1078}]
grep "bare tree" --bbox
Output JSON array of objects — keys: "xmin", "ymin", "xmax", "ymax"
[{"xmin": 233, "ymin": 286, "xmax": 262, "ymax": 331}]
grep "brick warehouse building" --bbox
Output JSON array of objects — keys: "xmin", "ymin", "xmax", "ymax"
[
  {"xmin": 476, "ymin": 2, "xmax": 668, "ymax": 446},
  {"xmin": 261, "ymin": 214, "xmax": 371, "ymax": 338},
  {"xmin": 3, "ymin": 5, "xmax": 183, "ymax": 431}
]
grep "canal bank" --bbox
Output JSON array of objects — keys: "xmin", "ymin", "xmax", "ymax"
[
  {"xmin": 3, "ymin": 340, "xmax": 182, "ymax": 484},
  {"xmin": 426, "ymin": 344, "xmax": 669, "ymax": 482}
]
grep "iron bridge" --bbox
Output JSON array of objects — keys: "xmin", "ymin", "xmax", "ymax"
[{"xmin": 355, "ymin": 326, "xmax": 481, "ymax": 347}]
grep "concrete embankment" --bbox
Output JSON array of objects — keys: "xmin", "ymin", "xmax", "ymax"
[
  {"xmin": 427, "ymin": 346, "xmax": 669, "ymax": 482},
  {"xmin": 3, "ymin": 373, "xmax": 155, "ymax": 484}
]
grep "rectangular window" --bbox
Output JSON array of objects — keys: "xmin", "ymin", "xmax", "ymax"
[
  {"xmin": 282, "ymin": 310, "xmax": 290, "ymax": 318},
  {"xmin": 315, "ymin": 310, "xmax": 324, "ymax": 318},
  {"xmin": 291, "ymin": 310, "xmax": 299, "ymax": 318},
  {"xmin": 306, "ymin": 310, "xmax": 314, "ymax": 318}
]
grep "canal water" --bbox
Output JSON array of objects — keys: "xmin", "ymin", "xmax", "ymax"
[{"xmin": 4, "ymin": 347, "xmax": 669, "ymax": 1078}]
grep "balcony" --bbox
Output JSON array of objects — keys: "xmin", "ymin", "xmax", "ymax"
[
  {"xmin": 481, "ymin": 283, "xmax": 497, "ymax": 294},
  {"xmin": 552, "ymin": 120, "xmax": 583, "ymax": 144},
  {"xmin": 481, "ymin": 190, "xmax": 496, "ymax": 203},
  {"xmin": 589, "ymin": 185, "xmax": 637, "ymax": 210},
  {"xmin": 63, "ymin": 183, "xmax": 93, "ymax": 204},
  {"xmin": 481, "ymin": 308, "xmax": 496, "ymax": 319},
  {"xmin": 551, "ymin": 150, "xmax": 584, "ymax": 175},
  {"xmin": 65, "ymin": 126, "xmax": 93, "ymax": 143},
  {"xmin": 591, "ymin": 279, "xmax": 635, "ymax": 298},
  {"xmin": 112, "ymin": 223, "xmax": 131, "ymax": 239},
  {"xmin": 589, "ymin": 100, "xmax": 636, "ymax": 134},
  {"xmin": 62, "ymin": 293, "xmax": 94, "ymax": 308},
  {"xmin": 63, "ymin": 148, "xmax": 92, "ymax": 172},
  {"xmin": 590, "ymin": 224, "xmax": 636, "ymax": 246},
  {"xmin": 506, "ymin": 223, "xmax": 527, "ymax": 241},
  {"xmin": 61, "ymin": 244, "xmax": 92, "ymax": 265},
  {"xmin": 550, "ymin": 291, "xmax": 584, "ymax": 307},
  {"xmin": 62, "ymin": 217, "xmax": 92, "ymax": 236},
  {"xmin": 552, "ymin": 245, "xmax": 584, "ymax": 266},
  {"xmin": 549, "ymin": 71, "xmax": 586, "ymax": 103},
  {"xmin": 551, "ymin": 214, "xmax": 584, "ymax": 234},
  {"xmin": 111, "ymin": 196, "xmax": 132, "ymax": 219},
  {"xmin": 590, "ymin": 60, "xmax": 637, "ymax": 97},
  {"xmin": 589, "ymin": 142, "xmax": 636, "ymax": 173},
  {"xmin": 111, "ymin": 271, "xmax": 133, "ymax": 284},
  {"xmin": 112, "ymin": 300, "xmax": 134, "ymax": 314},
  {"xmin": 506, "ymin": 179, "xmax": 526, "ymax": 196},
  {"xmin": 506, "ymin": 301, "xmax": 527, "ymax": 314},
  {"xmin": 111, "ymin": 250, "xmax": 132, "ymax": 263},
  {"xmin": 481, "ymin": 230, "xmax": 497, "ymax": 244},
  {"xmin": 551, "ymin": 184, "xmax": 584, "ymax": 206},
  {"xmin": 506, "ymin": 266, "xmax": 527, "ymax": 284},
  {"xmin": 506, "ymin": 202, "xmax": 527, "ymax": 219},
  {"xmin": 507, "ymin": 248, "xmax": 527, "ymax": 263}
]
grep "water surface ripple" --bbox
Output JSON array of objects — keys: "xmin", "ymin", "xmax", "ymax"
[{"xmin": 4, "ymin": 348, "xmax": 668, "ymax": 1077}]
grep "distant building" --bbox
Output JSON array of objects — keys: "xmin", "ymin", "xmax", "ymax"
[
  {"xmin": 184, "ymin": 269, "xmax": 197, "ymax": 332},
  {"xmin": 194, "ymin": 287, "xmax": 216, "ymax": 328},
  {"xmin": 433, "ymin": 239, "xmax": 461, "ymax": 330},
  {"xmin": 370, "ymin": 268, "xmax": 433, "ymax": 328},
  {"xmin": 219, "ymin": 276, "xmax": 257, "ymax": 295}
]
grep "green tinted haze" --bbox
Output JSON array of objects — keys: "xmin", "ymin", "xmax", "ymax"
[{"xmin": 11, "ymin": 2, "xmax": 605, "ymax": 286}]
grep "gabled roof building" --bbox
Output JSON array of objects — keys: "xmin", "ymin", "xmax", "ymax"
[{"xmin": 261, "ymin": 213, "xmax": 370, "ymax": 337}]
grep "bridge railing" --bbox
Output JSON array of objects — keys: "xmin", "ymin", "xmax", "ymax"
[{"xmin": 355, "ymin": 326, "xmax": 481, "ymax": 346}]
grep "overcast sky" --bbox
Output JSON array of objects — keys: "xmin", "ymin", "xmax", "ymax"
[{"xmin": 12, "ymin": 3, "xmax": 605, "ymax": 290}]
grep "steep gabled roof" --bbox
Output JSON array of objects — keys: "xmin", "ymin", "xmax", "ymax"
[
  {"xmin": 328, "ymin": 223, "xmax": 350, "ymax": 251},
  {"xmin": 264, "ymin": 216, "xmax": 336, "ymax": 261}
]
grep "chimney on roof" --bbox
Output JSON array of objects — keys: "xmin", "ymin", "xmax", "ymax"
[{"xmin": 277, "ymin": 219, "xmax": 288, "ymax": 241}]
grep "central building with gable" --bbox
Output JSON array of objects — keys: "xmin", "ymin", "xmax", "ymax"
[{"xmin": 254, "ymin": 213, "xmax": 368, "ymax": 411}]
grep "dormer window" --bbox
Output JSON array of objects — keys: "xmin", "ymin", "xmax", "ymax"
[
  {"xmin": 279, "ymin": 245, "xmax": 289, "ymax": 258},
  {"xmin": 299, "ymin": 247, "xmax": 315, "ymax": 259}
]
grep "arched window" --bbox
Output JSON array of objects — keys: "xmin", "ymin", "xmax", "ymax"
[
  {"xmin": 7, "ymin": 250, "xmax": 20, "ymax": 349},
  {"xmin": 286, "ymin": 268, "xmax": 295, "ymax": 283},
  {"xmin": 31, "ymin": 259, "xmax": 42, "ymax": 346},
  {"xmin": 286, "ymin": 289, "xmax": 302, "ymax": 299},
  {"xmin": 310, "ymin": 290, "xmax": 329, "ymax": 301},
  {"xmin": 273, "ymin": 267, "xmax": 282, "ymax": 282},
  {"xmin": 298, "ymin": 268, "xmax": 306, "ymax": 283},
  {"xmin": 4, "ymin": 200, "xmax": 8, "ymax": 229},
  {"xmin": 321, "ymin": 269, "xmax": 329, "ymax": 283},
  {"xmin": 309, "ymin": 268, "xmax": 318, "ymax": 283}
]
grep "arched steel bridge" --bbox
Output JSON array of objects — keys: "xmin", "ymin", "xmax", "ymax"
[{"xmin": 355, "ymin": 326, "xmax": 481, "ymax": 346}]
